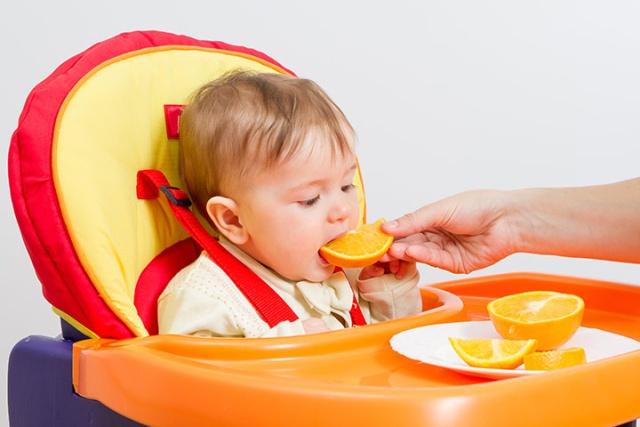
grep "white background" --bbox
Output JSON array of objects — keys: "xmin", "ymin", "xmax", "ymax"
[{"xmin": 1, "ymin": 1, "xmax": 639, "ymax": 424}]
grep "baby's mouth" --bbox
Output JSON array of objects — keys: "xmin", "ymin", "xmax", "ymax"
[
  {"xmin": 317, "ymin": 251, "xmax": 330, "ymax": 266},
  {"xmin": 324, "ymin": 230, "xmax": 349, "ymax": 246},
  {"xmin": 317, "ymin": 231, "xmax": 348, "ymax": 267}
]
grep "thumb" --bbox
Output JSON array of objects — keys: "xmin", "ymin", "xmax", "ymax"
[{"xmin": 382, "ymin": 202, "xmax": 448, "ymax": 238}]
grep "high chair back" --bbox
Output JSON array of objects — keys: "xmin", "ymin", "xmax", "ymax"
[{"xmin": 9, "ymin": 30, "xmax": 366, "ymax": 339}]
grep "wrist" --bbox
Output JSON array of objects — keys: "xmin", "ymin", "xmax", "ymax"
[{"xmin": 502, "ymin": 188, "xmax": 545, "ymax": 254}]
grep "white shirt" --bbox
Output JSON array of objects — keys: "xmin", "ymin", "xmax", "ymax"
[{"xmin": 158, "ymin": 240, "xmax": 421, "ymax": 338}]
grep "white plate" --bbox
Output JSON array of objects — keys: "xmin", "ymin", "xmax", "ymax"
[{"xmin": 390, "ymin": 321, "xmax": 640, "ymax": 380}]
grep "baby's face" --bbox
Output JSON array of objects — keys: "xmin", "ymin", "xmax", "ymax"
[{"xmin": 235, "ymin": 142, "xmax": 360, "ymax": 282}]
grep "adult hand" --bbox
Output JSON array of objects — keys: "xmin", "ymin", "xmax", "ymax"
[
  {"xmin": 381, "ymin": 179, "xmax": 640, "ymax": 272},
  {"xmin": 381, "ymin": 190, "xmax": 521, "ymax": 273}
]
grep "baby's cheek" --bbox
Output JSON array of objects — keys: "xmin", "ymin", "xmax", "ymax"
[
  {"xmin": 348, "ymin": 212, "xmax": 360, "ymax": 229},
  {"xmin": 349, "ymin": 199, "xmax": 360, "ymax": 227}
]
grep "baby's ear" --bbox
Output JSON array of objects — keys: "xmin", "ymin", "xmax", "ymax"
[{"xmin": 206, "ymin": 196, "xmax": 248, "ymax": 245}]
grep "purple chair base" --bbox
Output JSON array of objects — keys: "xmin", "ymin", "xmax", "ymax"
[{"xmin": 8, "ymin": 334, "xmax": 144, "ymax": 426}]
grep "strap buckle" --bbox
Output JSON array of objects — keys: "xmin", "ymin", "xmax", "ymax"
[{"xmin": 159, "ymin": 185, "xmax": 192, "ymax": 207}]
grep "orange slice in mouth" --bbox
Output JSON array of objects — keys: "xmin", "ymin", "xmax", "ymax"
[{"xmin": 319, "ymin": 219, "xmax": 393, "ymax": 268}]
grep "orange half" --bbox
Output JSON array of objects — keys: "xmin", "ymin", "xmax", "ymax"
[
  {"xmin": 319, "ymin": 219, "xmax": 393, "ymax": 268},
  {"xmin": 488, "ymin": 291, "xmax": 584, "ymax": 350}
]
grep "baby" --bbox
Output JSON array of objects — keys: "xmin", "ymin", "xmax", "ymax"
[{"xmin": 158, "ymin": 71, "xmax": 422, "ymax": 338}]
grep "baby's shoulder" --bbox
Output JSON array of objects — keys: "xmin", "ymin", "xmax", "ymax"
[{"xmin": 160, "ymin": 252, "xmax": 232, "ymax": 298}]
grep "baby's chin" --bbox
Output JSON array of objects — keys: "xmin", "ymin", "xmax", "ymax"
[
  {"xmin": 297, "ymin": 262, "xmax": 336, "ymax": 283},
  {"xmin": 303, "ymin": 269, "xmax": 335, "ymax": 283},
  {"xmin": 268, "ymin": 253, "xmax": 335, "ymax": 283}
]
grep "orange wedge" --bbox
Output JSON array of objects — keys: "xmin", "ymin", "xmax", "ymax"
[
  {"xmin": 488, "ymin": 291, "xmax": 584, "ymax": 350},
  {"xmin": 319, "ymin": 219, "xmax": 393, "ymax": 268},
  {"xmin": 524, "ymin": 347, "xmax": 586, "ymax": 370},
  {"xmin": 449, "ymin": 337, "xmax": 537, "ymax": 369}
]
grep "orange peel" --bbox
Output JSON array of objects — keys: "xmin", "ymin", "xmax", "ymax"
[
  {"xmin": 449, "ymin": 337, "xmax": 537, "ymax": 369},
  {"xmin": 488, "ymin": 291, "xmax": 584, "ymax": 350},
  {"xmin": 319, "ymin": 219, "xmax": 393, "ymax": 268},
  {"xmin": 524, "ymin": 347, "xmax": 587, "ymax": 370}
]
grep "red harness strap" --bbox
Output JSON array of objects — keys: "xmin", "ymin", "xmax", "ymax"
[
  {"xmin": 333, "ymin": 267, "xmax": 367, "ymax": 327},
  {"xmin": 137, "ymin": 169, "xmax": 366, "ymax": 328},
  {"xmin": 137, "ymin": 169, "xmax": 298, "ymax": 327},
  {"xmin": 349, "ymin": 294, "xmax": 367, "ymax": 327}
]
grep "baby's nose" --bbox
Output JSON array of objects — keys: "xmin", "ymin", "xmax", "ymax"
[{"xmin": 328, "ymin": 202, "xmax": 350, "ymax": 223}]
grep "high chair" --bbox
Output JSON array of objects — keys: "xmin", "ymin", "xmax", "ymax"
[{"xmin": 8, "ymin": 30, "xmax": 639, "ymax": 427}]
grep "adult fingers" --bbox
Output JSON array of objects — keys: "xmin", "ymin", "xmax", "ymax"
[
  {"xmin": 404, "ymin": 244, "xmax": 462, "ymax": 273},
  {"xmin": 382, "ymin": 202, "xmax": 449, "ymax": 238},
  {"xmin": 384, "ymin": 233, "xmax": 434, "ymax": 261},
  {"xmin": 384, "ymin": 242, "xmax": 412, "ymax": 261}
]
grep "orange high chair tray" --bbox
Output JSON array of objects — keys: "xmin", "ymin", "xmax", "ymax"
[{"xmin": 73, "ymin": 273, "xmax": 640, "ymax": 427}]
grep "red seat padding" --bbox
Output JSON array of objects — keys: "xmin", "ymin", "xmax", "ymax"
[{"xmin": 134, "ymin": 238, "xmax": 201, "ymax": 335}]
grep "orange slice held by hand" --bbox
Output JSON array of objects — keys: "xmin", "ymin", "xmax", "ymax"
[
  {"xmin": 319, "ymin": 219, "xmax": 393, "ymax": 268},
  {"xmin": 524, "ymin": 347, "xmax": 586, "ymax": 370},
  {"xmin": 449, "ymin": 337, "xmax": 537, "ymax": 369},
  {"xmin": 487, "ymin": 291, "xmax": 585, "ymax": 350}
]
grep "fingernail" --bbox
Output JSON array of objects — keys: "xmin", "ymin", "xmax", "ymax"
[{"xmin": 385, "ymin": 220, "xmax": 398, "ymax": 228}]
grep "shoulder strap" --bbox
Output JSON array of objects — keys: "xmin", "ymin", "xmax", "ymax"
[
  {"xmin": 332, "ymin": 267, "xmax": 367, "ymax": 326},
  {"xmin": 136, "ymin": 169, "xmax": 298, "ymax": 327},
  {"xmin": 349, "ymin": 294, "xmax": 367, "ymax": 327}
]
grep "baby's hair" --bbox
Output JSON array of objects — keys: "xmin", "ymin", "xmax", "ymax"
[{"xmin": 179, "ymin": 70, "xmax": 355, "ymax": 220}]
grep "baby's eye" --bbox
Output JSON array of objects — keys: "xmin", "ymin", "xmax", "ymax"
[
  {"xmin": 341, "ymin": 184, "xmax": 355, "ymax": 192},
  {"xmin": 299, "ymin": 195, "xmax": 320, "ymax": 207}
]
